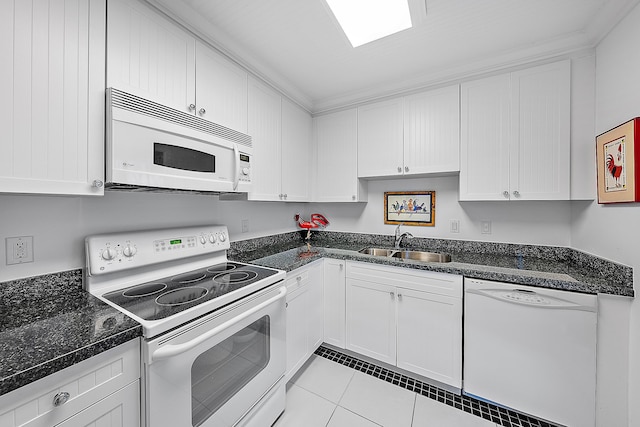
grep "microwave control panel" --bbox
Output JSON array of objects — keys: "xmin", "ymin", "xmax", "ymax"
[{"xmin": 239, "ymin": 152, "xmax": 251, "ymax": 183}]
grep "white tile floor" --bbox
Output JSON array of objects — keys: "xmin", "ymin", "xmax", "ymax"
[{"xmin": 273, "ymin": 355, "xmax": 499, "ymax": 427}]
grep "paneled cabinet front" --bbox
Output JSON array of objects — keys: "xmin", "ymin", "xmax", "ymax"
[
  {"xmin": 247, "ymin": 79, "xmax": 312, "ymax": 202},
  {"xmin": 107, "ymin": 0, "xmax": 248, "ymax": 133},
  {"xmin": 0, "ymin": 0, "xmax": 106, "ymax": 195},
  {"xmin": 357, "ymin": 85, "xmax": 460, "ymax": 179},
  {"xmin": 313, "ymin": 109, "xmax": 367, "ymax": 202},
  {"xmin": 345, "ymin": 261, "xmax": 463, "ymax": 388},
  {"xmin": 460, "ymin": 60, "xmax": 570, "ymax": 201},
  {"xmin": 285, "ymin": 261, "xmax": 324, "ymax": 380}
]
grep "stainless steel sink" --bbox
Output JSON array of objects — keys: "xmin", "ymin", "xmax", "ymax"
[
  {"xmin": 358, "ymin": 247, "xmax": 396, "ymax": 257},
  {"xmin": 391, "ymin": 250, "xmax": 451, "ymax": 263},
  {"xmin": 358, "ymin": 248, "xmax": 451, "ymax": 263}
]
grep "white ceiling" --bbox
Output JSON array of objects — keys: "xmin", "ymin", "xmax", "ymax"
[{"xmin": 151, "ymin": 0, "xmax": 639, "ymax": 113}]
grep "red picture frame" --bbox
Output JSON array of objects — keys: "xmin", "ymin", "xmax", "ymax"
[{"xmin": 596, "ymin": 118, "xmax": 640, "ymax": 203}]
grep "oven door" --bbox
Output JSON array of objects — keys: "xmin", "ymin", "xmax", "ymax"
[{"xmin": 143, "ymin": 284, "xmax": 286, "ymax": 427}]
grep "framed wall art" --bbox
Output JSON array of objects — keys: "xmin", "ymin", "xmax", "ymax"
[
  {"xmin": 596, "ymin": 118, "xmax": 640, "ymax": 203},
  {"xmin": 384, "ymin": 191, "xmax": 435, "ymax": 226}
]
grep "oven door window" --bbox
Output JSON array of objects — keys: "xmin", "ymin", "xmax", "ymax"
[
  {"xmin": 191, "ymin": 316, "xmax": 270, "ymax": 427},
  {"xmin": 154, "ymin": 143, "xmax": 215, "ymax": 173}
]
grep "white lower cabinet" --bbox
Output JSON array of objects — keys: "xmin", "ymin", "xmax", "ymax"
[
  {"xmin": 285, "ymin": 261, "xmax": 324, "ymax": 380},
  {"xmin": 0, "ymin": 339, "xmax": 140, "ymax": 427},
  {"xmin": 345, "ymin": 261, "xmax": 463, "ymax": 388},
  {"xmin": 322, "ymin": 259, "xmax": 347, "ymax": 349}
]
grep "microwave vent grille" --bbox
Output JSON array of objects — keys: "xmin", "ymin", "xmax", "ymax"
[{"xmin": 108, "ymin": 88, "xmax": 252, "ymax": 148}]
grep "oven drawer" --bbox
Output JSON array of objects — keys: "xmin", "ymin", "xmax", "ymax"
[{"xmin": 0, "ymin": 339, "xmax": 140, "ymax": 427}]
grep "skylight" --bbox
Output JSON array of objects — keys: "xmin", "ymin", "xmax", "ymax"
[{"xmin": 325, "ymin": 0, "xmax": 413, "ymax": 48}]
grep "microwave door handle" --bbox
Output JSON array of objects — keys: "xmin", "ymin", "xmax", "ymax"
[
  {"xmin": 233, "ymin": 144, "xmax": 240, "ymax": 190},
  {"xmin": 151, "ymin": 286, "xmax": 286, "ymax": 362}
]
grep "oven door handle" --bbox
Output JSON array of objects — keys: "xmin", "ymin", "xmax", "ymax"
[{"xmin": 151, "ymin": 286, "xmax": 287, "ymax": 362}]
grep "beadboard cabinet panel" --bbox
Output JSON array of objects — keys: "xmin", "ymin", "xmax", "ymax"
[
  {"xmin": 195, "ymin": 41, "xmax": 248, "ymax": 133},
  {"xmin": 281, "ymin": 99, "xmax": 312, "ymax": 202},
  {"xmin": 404, "ymin": 85, "xmax": 460, "ymax": 174},
  {"xmin": 357, "ymin": 98, "xmax": 404, "ymax": 178},
  {"xmin": 460, "ymin": 74, "xmax": 512, "ymax": 201},
  {"xmin": 0, "ymin": 0, "xmax": 105, "ymax": 195},
  {"xmin": 107, "ymin": 0, "xmax": 196, "ymax": 114},
  {"xmin": 247, "ymin": 77, "xmax": 282, "ymax": 201},
  {"xmin": 314, "ymin": 109, "xmax": 367, "ymax": 202}
]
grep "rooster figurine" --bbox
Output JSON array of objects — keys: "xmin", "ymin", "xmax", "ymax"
[
  {"xmin": 294, "ymin": 213, "xmax": 329, "ymax": 257},
  {"xmin": 606, "ymin": 144, "xmax": 624, "ymax": 187}
]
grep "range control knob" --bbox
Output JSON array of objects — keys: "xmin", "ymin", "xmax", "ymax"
[
  {"xmin": 122, "ymin": 245, "xmax": 137, "ymax": 258},
  {"xmin": 101, "ymin": 247, "xmax": 117, "ymax": 261},
  {"xmin": 200, "ymin": 235, "xmax": 207, "ymax": 245},
  {"xmin": 209, "ymin": 234, "xmax": 216, "ymax": 243},
  {"xmin": 219, "ymin": 233, "xmax": 227, "ymax": 242}
]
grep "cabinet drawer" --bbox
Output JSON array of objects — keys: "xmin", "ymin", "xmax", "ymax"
[
  {"xmin": 285, "ymin": 267, "xmax": 312, "ymax": 293},
  {"xmin": 346, "ymin": 261, "xmax": 462, "ymax": 297},
  {"xmin": 0, "ymin": 339, "xmax": 140, "ymax": 427}
]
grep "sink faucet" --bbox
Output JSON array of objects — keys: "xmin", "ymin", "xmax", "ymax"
[{"xmin": 394, "ymin": 223, "xmax": 413, "ymax": 249}]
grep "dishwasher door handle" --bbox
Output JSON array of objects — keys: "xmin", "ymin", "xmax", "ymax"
[{"xmin": 466, "ymin": 288, "xmax": 596, "ymax": 312}]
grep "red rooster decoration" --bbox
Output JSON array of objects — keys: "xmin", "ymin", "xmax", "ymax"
[{"xmin": 606, "ymin": 144, "xmax": 623, "ymax": 187}]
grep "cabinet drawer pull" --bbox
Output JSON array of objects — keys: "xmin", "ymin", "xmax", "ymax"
[
  {"xmin": 513, "ymin": 190, "xmax": 520, "ymax": 198},
  {"xmin": 502, "ymin": 190, "xmax": 510, "ymax": 199},
  {"xmin": 53, "ymin": 391, "xmax": 70, "ymax": 407},
  {"xmin": 390, "ymin": 291, "xmax": 395, "ymax": 299},
  {"xmin": 199, "ymin": 107, "xmax": 206, "ymax": 115},
  {"xmin": 397, "ymin": 166, "xmax": 402, "ymax": 173},
  {"xmin": 404, "ymin": 166, "xmax": 409, "ymax": 172},
  {"xmin": 398, "ymin": 293, "xmax": 403, "ymax": 301},
  {"xmin": 188, "ymin": 104, "xmax": 196, "ymax": 111}
]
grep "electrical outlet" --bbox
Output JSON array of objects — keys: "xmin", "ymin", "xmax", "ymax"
[
  {"xmin": 450, "ymin": 219, "xmax": 460, "ymax": 233},
  {"xmin": 6, "ymin": 236, "xmax": 34, "ymax": 265},
  {"xmin": 241, "ymin": 219, "xmax": 249, "ymax": 233},
  {"xmin": 481, "ymin": 221, "xmax": 492, "ymax": 234}
]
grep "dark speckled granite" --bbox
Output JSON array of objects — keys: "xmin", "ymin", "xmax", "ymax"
[
  {"xmin": 230, "ymin": 231, "xmax": 634, "ymax": 297},
  {"xmin": 0, "ymin": 269, "xmax": 141, "ymax": 396}
]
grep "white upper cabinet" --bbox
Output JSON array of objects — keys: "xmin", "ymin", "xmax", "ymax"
[
  {"xmin": 314, "ymin": 109, "xmax": 367, "ymax": 202},
  {"xmin": 0, "ymin": 0, "xmax": 106, "ymax": 196},
  {"xmin": 357, "ymin": 85, "xmax": 460, "ymax": 179},
  {"xmin": 247, "ymin": 77, "xmax": 282, "ymax": 201},
  {"xmin": 357, "ymin": 98, "xmax": 404, "ymax": 177},
  {"xmin": 246, "ymin": 78, "xmax": 311, "ymax": 202},
  {"xmin": 195, "ymin": 41, "xmax": 248, "ymax": 133},
  {"xmin": 107, "ymin": 0, "xmax": 195, "ymax": 114},
  {"xmin": 404, "ymin": 85, "xmax": 460, "ymax": 174},
  {"xmin": 107, "ymin": 0, "xmax": 248, "ymax": 133},
  {"xmin": 460, "ymin": 60, "xmax": 570, "ymax": 201},
  {"xmin": 281, "ymin": 99, "xmax": 312, "ymax": 202}
]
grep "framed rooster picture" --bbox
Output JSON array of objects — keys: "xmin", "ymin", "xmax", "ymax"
[{"xmin": 596, "ymin": 118, "xmax": 640, "ymax": 203}]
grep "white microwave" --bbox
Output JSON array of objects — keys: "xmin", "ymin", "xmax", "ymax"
[{"xmin": 106, "ymin": 88, "xmax": 252, "ymax": 194}]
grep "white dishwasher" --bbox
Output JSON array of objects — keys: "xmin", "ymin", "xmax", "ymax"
[{"xmin": 463, "ymin": 278, "xmax": 597, "ymax": 427}]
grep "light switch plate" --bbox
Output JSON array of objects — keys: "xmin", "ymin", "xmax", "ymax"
[
  {"xmin": 450, "ymin": 219, "xmax": 460, "ymax": 233},
  {"xmin": 481, "ymin": 221, "xmax": 492, "ymax": 234}
]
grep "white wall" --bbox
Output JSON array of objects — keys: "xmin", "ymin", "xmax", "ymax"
[
  {"xmin": 571, "ymin": 2, "xmax": 640, "ymax": 425},
  {"xmin": 0, "ymin": 192, "xmax": 301, "ymax": 282},
  {"xmin": 312, "ymin": 175, "xmax": 572, "ymax": 246}
]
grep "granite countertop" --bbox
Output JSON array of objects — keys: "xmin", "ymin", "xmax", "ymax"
[
  {"xmin": 230, "ymin": 232, "xmax": 634, "ymax": 297},
  {"xmin": 0, "ymin": 270, "xmax": 142, "ymax": 397}
]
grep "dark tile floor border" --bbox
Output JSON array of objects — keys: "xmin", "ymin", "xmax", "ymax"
[{"xmin": 314, "ymin": 345, "xmax": 564, "ymax": 427}]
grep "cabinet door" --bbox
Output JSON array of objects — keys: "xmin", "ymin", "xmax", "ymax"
[
  {"xmin": 323, "ymin": 259, "xmax": 346, "ymax": 348},
  {"xmin": 285, "ymin": 284, "xmax": 309, "ymax": 380},
  {"xmin": 357, "ymin": 99, "xmax": 404, "ymax": 178},
  {"xmin": 247, "ymin": 77, "xmax": 282, "ymax": 201},
  {"xmin": 346, "ymin": 278, "xmax": 396, "ymax": 365},
  {"xmin": 281, "ymin": 99, "xmax": 311, "ymax": 202},
  {"xmin": 307, "ymin": 262, "xmax": 324, "ymax": 351},
  {"xmin": 55, "ymin": 381, "xmax": 140, "ymax": 427},
  {"xmin": 511, "ymin": 61, "xmax": 570, "ymax": 200},
  {"xmin": 314, "ymin": 109, "xmax": 366, "ymax": 202},
  {"xmin": 195, "ymin": 41, "xmax": 248, "ymax": 133},
  {"xmin": 404, "ymin": 85, "xmax": 460, "ymax": 175},
  {"xmin": 396, "ymin": 288, "xmax": 462, "ymax": 388},
  {"xmin": 460, "ymin": 74, "xmax": 511, "ymax": 201},
  {"xmin": 0, "ymin": 0, "xmax": 105, "ymax": 196},
  {"xmin": 107, "ymin": 0, "xmax": 195, "ymax": 114}
]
